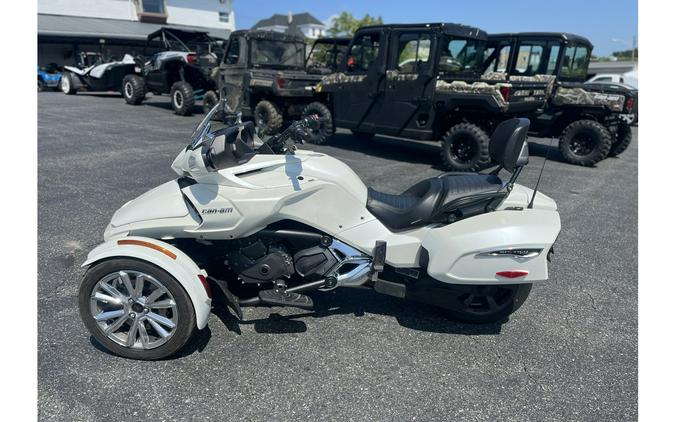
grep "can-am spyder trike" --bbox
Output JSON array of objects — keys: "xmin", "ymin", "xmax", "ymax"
[{"xmin": 78, "ymin": 102, "xmax": 561, "ymax": 360}]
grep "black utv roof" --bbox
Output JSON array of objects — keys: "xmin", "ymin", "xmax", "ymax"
[
  {"xmin": 489, "ymin": 32, "xmax": 593, "ymax": 48},
  {"xmin": 147, "ymin": 27, "xmax": 212, "ymax": 42},
  {"xmin": 229, "ymin": 29, "xmax": 305, "ymax": 43},
  {"xmin": 357, "ymin": 22, "xmax": 487, "ymax": 40}
]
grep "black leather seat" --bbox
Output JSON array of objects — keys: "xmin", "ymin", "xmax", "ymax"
[
  {"xmin": 366, "ymin": 174, "xmax": 503, "ymax": 230},
  {"xmin": 366, "ymin": 118, "xmax": 531, "ymax": 231}
]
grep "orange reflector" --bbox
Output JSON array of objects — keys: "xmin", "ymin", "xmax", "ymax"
[
  {"xmin": 496, "ymin": 270, "xmax": 528, "ymax": 279},
  {"xmin": 117, "ymin": 239, "xmax": 177, "ymax": 260},
  {"xmin": 197, "ymin": 274, "xmax": 212, "ymax": 299}
]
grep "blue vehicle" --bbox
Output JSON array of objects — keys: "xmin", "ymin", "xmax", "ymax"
[{"xmin": 38, "ymin": 63, "xmax": 62, "ymax": 91}]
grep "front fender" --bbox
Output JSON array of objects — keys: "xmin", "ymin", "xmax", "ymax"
[{"xmin": 82, "ymin": 236, "xmax": 212, "ymax": 329}]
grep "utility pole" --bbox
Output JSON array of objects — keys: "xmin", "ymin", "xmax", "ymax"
[{"xmin": 631, "ymin": 35, "xmax": 637, "ymax": 63}]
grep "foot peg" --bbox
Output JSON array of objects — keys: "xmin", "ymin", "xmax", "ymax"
[{"xmin": 258, "ymin": 289, "xmax": 314, "ymax": 309}]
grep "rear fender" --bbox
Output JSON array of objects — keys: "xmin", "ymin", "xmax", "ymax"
[
  {"xmin": 421, "ymin": 209, "xmax": 561, "ymax": 285},
  {"xmin": 82, "ymin": 236, "xmax": 212, "ymax": 329}
]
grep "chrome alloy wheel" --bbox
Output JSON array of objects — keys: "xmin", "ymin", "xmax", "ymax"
[{"xmin": 90, "ymin": 270, "xmax": 178, "ymax": 350}]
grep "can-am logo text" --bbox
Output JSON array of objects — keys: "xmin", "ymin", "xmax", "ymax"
[{"xmin": 201, "ymin": 208, "xmax": 233, "ymax": 214}]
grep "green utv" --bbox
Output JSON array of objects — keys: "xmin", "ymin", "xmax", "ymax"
[
  {"xmin": 218, "ymin": 30, "xmax": 349, "ymax": 139},
  {"xmin": 314, "ymin": 23, "xmax": 546, "ymax": 171},
  {"xmin": 485, "ymin": 33, "xmax": 636, "ymax": 165}
]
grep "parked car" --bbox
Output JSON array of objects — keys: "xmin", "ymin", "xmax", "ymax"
[
  {"xmin": 122, "ymin": 28, "xmax": 222, "ymax": 115},
  {"xmin": 314, "ymin": 23, "xmax": 546, "ymax": 170},
  {"xmin": 486, "ymin": 33, "xmax": 636, "ymax": 164},
  {"xmin": 37, "ymin": 63, "xmax": 62, "ymax": 91},
  {"xmin": 60, "ymin": 52, "xmax": 140, "ymax": 95}
]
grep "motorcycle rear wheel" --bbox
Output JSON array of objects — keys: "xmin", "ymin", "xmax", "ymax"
[{"xmin": 442, "ymin": 283, "xmax": 532, "ymax": 324}]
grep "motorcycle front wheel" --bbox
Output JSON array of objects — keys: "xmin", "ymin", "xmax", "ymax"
[{"xmin": 78, "ymin": 258, "xmax": 196, "ymax": 360}]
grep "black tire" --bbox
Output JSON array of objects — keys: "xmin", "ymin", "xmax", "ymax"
[
  {"xmin": 608, "ymin": 121, "xmax": 632, "ymax": 157},
  {"xmin": 38, "ymin": 78, "xmax": 45, "ymax": 92},
  {"xmin": 79, "ymin": 258, "xmax": 197, "ymax": 360},
  {"xmin": 351, "ymin": 130, "xmax": 375, "ymax": 141},
  {"xmin": 203, "ymin": 90, "xmax": 219, "ymax": 114},
  {"xmin": 122, "ymin": 74, "xmax": 145, "ymax": 105},
  {"xmin": 440, "ymin": 123, "xmax": 491, "ymax": 171},
  {"xmin": 443, "ymin": 283, "xmax": 532, "ymax": 324},
  {"xmin": 60, "ymin": 72, "xmax": 77, "ymax": 95},
  {"xmin": 170, "ymin": 81, "xmax": 195, "ymax": 116},
  {"xmin": 254, "ymin": 100, "xmax": 283, "ymax": 135},
  {"xmin": 301, "ymin": 101, "xmax": 334, "ymax": 144},
  {"xmin": 558, "ymin": 119, "xmax": 612, "ymax": 166}
]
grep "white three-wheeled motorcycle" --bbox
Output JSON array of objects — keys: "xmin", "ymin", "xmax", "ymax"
[{"xmin": 79, "ymin": 103, "xmax": 561, "ymax": 359}]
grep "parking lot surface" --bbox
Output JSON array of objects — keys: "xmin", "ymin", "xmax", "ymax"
[{"xmin": 38, "ymin": 92, "xmax": 637, "ymax": 421}]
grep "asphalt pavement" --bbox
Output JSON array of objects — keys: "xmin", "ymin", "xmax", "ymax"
[{"xmin": 38, "ymin": 92, "xmax": 638, "ymax": 421}]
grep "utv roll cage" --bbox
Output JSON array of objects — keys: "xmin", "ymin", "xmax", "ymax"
[
  {"xmin": 146, "ymin": 27, "xmax": 223, "ymax": 56},
  {"xmin": 484, "ymin": 32, "xmax": 593, "ymax": 82}
]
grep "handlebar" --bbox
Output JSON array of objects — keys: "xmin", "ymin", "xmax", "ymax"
[{"xmin": 264, "ymin": 115, "xmax": 320, "ymax": 154}]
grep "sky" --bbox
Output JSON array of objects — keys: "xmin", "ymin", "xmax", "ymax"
[{"xmin": 233, "ymin": 0, "xmax": 638, "ymax": 57}]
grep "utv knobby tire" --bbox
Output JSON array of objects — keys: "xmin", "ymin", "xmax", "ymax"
[
  {"xmin": 202, "ymin": 90, "xmax": 219, "ymax": 115},
  {"xmin": 122, "ymin": 74, "xmax": 145, "ymax": 105},
  {"xmin": 442, "ymin": 283, "xmax": 532, "ymax": 324},
  {"xmin": 60, "ymin": 72, "xmax": 77, "ymax": 95},
  {"xmin": 301, "ymin": 101, "xmax": 334, "ymax": 144},
  {"xmin": 608, "ymin": 121, "xmax": 632, "ymax": 157},
  {"xmin": 38, "ymin": 78, "xmax": 45, "ymax": 92},
  {"xmin": 170, "ymin": 81, "xmax": 196, "ymax": 116},
  {"xmin": 351, "ymin": 130, "xmax": 375, "ymax": 141},
  {"xmin": 254, "ymin": 100, "xmax": 283, "ymax": 135},
  {"xmin": 558, "ymin": 119, "xmax": 612, "ymax": 166},
  {"xmin": 440, "ymin": 123, "xmax": 491, "ymax": 172},
  {"xmin": 79, "ymin": 258, "xmax": 197, "ymax": 360}
]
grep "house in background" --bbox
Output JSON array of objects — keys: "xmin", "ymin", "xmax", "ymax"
[
  {"xmin": 38, "ymin": 0, "xmax": 236, "ymax": 66},
  {"xmin": 252, "ymin": 12, "xmax": 327, "ymax": 39}
]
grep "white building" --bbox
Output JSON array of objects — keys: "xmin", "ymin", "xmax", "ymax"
[
  {"xmin": 252, "ymin": 12, "xmax": 327, "ymax": 39},
  {"xmin": 38, "ymin": 0, "xmax": 235, "ymax": 65}
]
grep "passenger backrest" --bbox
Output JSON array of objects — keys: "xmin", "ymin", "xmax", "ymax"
[{"xmin": 488, "ymin": 118, "xmax": 530, "ymax": 172}]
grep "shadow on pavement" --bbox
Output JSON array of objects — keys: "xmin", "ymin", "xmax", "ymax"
[{"xmin": 211, "ymin": 287, "xmax": 504, "ymax": 338}]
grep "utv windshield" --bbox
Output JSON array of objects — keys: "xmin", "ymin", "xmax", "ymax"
[
  {"xmin": 437, "ymin": 36, "xmax": 486, "ymax": 75},
  {"xmin": 250, "ymin": 40, "xmax": 305, "ymax": 69},
  {"xmin": 306, "ymin": 41, "xmax": 348, "ymax": 71}
]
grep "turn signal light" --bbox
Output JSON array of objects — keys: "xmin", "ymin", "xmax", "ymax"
[
  {"xmin": 277, "ymin": 77, "xmax": 286, "ymax": 88},
  {"xmin": 625, "ymin": 96, "xmax": 634, "ymax": 113},
  {"xmin": 186, "ymin": 53, "xmax": 198, "ymax": 64},
  {"xmin": 496, "ymin": 270, "xmax": 528, "ymax": 279},
  {"xmin": 499, "ymin": 86, "xmax": 511, "ymax": 102},
  {"xmin": 197, "ymin": 274, "xmax": 212, "ymax": 298}
]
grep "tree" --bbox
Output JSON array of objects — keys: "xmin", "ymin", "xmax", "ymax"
[{"xmin": 327, "ymin": 12, "xmax": 384, "ymax": 37}]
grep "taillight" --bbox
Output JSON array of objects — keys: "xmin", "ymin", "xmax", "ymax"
[
  {"xmin": 197, "ymin": 274, "xmax": 212, "ymax": 298},
  {"xmin": 499, "ymin": 85, "xmax": 511, "ymax": 102},
  {"xmin": 276, "ymin": 77, "xmax": 286, "ymax": 88},
  {"xmin": 625, "ymin": 96, "xmax": 634, "ymax": 113},
  {"xmin": 186, "ymin": 54, "xmax": 198, "ymax": 64},
  {"xmin": 496, "ymin": 270, "xmax": 528, "ymax": 279}
]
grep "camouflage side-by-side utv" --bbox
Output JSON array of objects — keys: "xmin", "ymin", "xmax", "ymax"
[
  {"xmin": 484, "ymin": 33, "xmax": 636, "ymax": 165},
  {"xmin": 314, "ymin": 23, "xmax": 547, "ymax": 171},
  {"xmin": 218, "ymin": 31, "xmax": 344, "ymax": 140}
]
